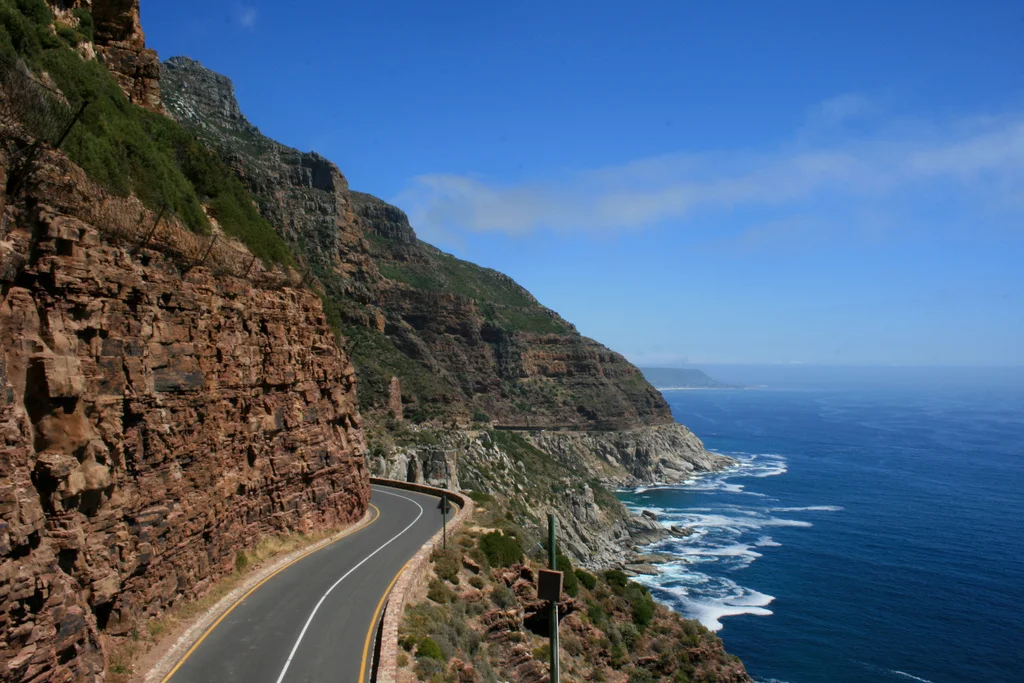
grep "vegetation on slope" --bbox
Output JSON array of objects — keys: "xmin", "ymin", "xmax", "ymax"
[
  {"xmin": 398, "ymin": 500, "xmax": 750, "ymax": 683},
  {"xmin": 371, "ymin": 238, "xmax": 570, "ymax": 336},
  {"xmin": 0, "ymin": 0, "xmax": 291, "ymax": 265}
]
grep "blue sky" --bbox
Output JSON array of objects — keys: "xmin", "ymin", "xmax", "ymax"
[{"xmin": 143, "ymin": 1, "xmax": 1024, "ymax": 366}]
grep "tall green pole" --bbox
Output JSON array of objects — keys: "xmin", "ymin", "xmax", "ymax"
[{"xmin": 548, "ymin": 513, "xmax": 560, "ymax": 683}]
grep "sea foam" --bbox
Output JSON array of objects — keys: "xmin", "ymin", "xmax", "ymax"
[{"xmin": 620, "ymin": 452, "xmax": 834, "ymax": 630}]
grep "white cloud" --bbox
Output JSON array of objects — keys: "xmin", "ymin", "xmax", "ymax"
[
  {"xmin": 395, "ymin": 101, "xmax": 1024, "ymax": 241},
  {"xmin": 234, "ymin": 3, "xmax": 257, "ymax": 29},
  {"xmin": 808, "ymin": 93, "xmax": 880, "ymax": 128}
]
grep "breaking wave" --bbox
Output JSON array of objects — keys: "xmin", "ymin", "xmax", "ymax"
[{"xmin": 621, "ymin": 452, "xmax": 840, "ymax": 631}]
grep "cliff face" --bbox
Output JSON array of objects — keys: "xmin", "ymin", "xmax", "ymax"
[
  {"xmin": 159, "ymin": 59, "xmax": 672, "ymax": 429},
  {"xmin": 160, "ymin": 57, "xmax": 379, "ymax": 294},
  {"xmin": 0, "ymin": 153, "xmax": 369, "ymax": 681},
  {"xmin": 56, "ymin": 0, "xmax": 163, "ymax": 110}
]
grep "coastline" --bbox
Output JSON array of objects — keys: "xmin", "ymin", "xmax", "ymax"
[{"xmin": 655, "ymin": 385, "xmax": 764, "ymax": 391}]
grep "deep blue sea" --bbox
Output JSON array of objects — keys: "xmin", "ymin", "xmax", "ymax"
[{"xmin": 618, "ymin": 366, "xmax": 1024, "ymax": 683}]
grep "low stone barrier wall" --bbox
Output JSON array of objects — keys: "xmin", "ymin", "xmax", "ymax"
[{"xmin": 370, "ymin": 478, "xmax": 474, "ymax": 683}]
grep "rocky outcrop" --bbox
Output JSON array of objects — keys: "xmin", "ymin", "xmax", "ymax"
[
  {"xmin": 0, "ymin": 184, "xmax": 369, "ymax": 680},
  {"xmin": 87, "ymin": 0, "xmax": 162, "ymax": 111},
  {"xmin": 528, "ymin": 423, "xmax": 735, "ymax": 486}
]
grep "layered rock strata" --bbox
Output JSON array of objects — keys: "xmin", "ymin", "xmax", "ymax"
[{"xmin": 0, "ymin": 190, "xmax": 369, "ymax": 680}]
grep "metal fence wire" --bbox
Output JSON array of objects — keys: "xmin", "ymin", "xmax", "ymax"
[
  {"xmin": 0, "ymin": 53, "xmax": 82, "ymax": 149},
  {"xmin": 80, "ymin": 192, "xmax": 301, "ymax": 289}
]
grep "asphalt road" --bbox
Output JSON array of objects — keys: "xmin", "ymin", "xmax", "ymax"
[{"xmin": 164, "ymin": 485, "xmax": 445, "ymax": 683}]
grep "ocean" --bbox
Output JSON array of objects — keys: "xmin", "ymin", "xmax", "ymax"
[{"xmin": 617, "ymin": 366, "xmax": 1024, "ymax": 683}]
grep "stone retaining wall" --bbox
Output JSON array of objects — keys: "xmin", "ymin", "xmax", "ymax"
[{"xmin": 369, "ymin": 478, "xmax": 474, "ymax": 683}]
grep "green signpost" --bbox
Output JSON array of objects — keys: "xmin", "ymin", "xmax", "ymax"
[
  {"xmin": 548, "ymin": 514, "xmax": 560, "ymax": 683},
  {"xmin": 437, "ymin": 494, "xmax": 452, "ymax": 549}
]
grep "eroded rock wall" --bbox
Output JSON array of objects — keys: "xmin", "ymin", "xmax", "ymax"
[
  {"xmin": 0, "ymin": 201, "xmax": 369, "ymax": 681},
  {"xmin": 86, "ymin": 0, "xmax": 163, "ymax": 111},
  {"xmin": 528, "ymin": 423, "xmax": 735, "ymax": 486}
]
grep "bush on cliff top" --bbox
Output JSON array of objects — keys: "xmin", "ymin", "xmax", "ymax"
[{"xmin": 0, "ymin": 0, "xmax": 291, "ymax": 266}]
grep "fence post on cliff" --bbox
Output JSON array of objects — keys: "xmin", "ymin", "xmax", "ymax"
[
  {"xmin": 243, "ymin": 252, "xmax": 258, "ymax": 278},
  {"xmin": 133, "ymin": 204, "xmax": 165, "ymax": 256},
  {"xmin": 52, "ymin": 99, "xmax": 89, "ymax": 150}
]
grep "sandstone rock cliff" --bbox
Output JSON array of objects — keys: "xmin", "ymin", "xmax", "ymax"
[
  {"xmin": 0, "ymin": 153, "xmax": 369, "ymax": 681},
  {"xmin": 52, "ymin": 0, "xmax": 163, "ymax": 111}
]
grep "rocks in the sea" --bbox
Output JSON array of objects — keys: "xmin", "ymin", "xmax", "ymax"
[
  {"xmin": 632, "ymin": 553, "xmax": 675, "ymax": 564},
  {"xmin": 625, "ymin": 563, "xmax": 661, "ymax": 576},
  {"xmin": 0, "ymin": 202, "xmax": 370, "ymax": 681},
  {"xmin": 642, "ymin": 509, "xmax": 659, "ymax": 521},
  {"xmin": 670, "ymin": 525, "xmax": 697, "ymax": 538}
]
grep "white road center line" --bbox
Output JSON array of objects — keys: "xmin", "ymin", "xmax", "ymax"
[{"xmin": 273, "ymin": 488, "xmax": 425, "ymax": 683}]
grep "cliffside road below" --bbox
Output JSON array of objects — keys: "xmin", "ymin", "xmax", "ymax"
[{"xmin": 163, "ymin": 485, "xmax": 443, "ymax": 683}]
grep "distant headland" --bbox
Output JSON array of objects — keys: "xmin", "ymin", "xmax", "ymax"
[{"xmin": 639, "ymin": 367, "xmax": 748, "ymax": 390}]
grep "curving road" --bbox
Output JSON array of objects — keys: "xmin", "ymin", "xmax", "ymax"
[{"xmin": 161, "ymin": 485, "xmax": 444, "ymax": 683}]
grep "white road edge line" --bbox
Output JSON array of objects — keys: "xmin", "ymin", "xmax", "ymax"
[{"xmin": 273, "ymin": 487, "xmax": 425, "ymax": 683}]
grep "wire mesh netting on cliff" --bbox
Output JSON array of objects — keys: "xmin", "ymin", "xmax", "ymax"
[
  {"xmin": 76, "ymin": 193, "xmax": 303, "ymax": 290},
  {"xmin": 0, "ymin": 55, "xmax": 301, "ymax": 290},
  {"xmin": 0, "ymin": 53, "xmax": 82, "ymax": 150}
]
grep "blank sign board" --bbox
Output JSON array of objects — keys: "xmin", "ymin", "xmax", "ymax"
[{"xmin": 537, "ymin": 569, "xmax": 564, "ymax": 602}]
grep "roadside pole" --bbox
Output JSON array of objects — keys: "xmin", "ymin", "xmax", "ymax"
[
  {"xmin": 439, "ymin": 494, "xmax": 448, "ymax": 550},
  {"xmin": 548, "ymin": 514, "xmax": 560, "ymax": 683}
]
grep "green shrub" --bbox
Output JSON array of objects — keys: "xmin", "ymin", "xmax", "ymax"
[
  {"xmin": 478, "ymin": 531, "xmax": 522, "ymax": 568},
  {"xmin": 414, "ymin": 657, "xmax": 444, "ymax": 680},
  {"xmin": 234, "ymin": 551, "xmax": 248, "ymax": 572},
  {"xmin": 431, "ymin": 547, "xmax": 462, "ymax": 585},
  {"xmin": 629, "ymin": 668, "xmax": 656, "ymax": 683},
  {"xmin": 471, "ymin": 410, "xmax": 491, "ymax": 423},
  {"xmin": 490, "ymin": 583, "xmax": 516, "ymax": 608},
  {"xmin": 416, "ymin": 637, "xmax": 444, "ymax": 661},
  {"xmin": 576, "ymin": 568, "xmax": 598, "ymax": 590},
  {"xmin": 469, "ymin": 575, "xmax": 485, "ymax": 589},
  {"xmin": 604, "ymin": 569, "xmax": 629, "ymax": 589},
  {"xmin": 587, "ymin": 602, "xmax": 609, "ymax": 629},
  {"xmin": 70, "ymin": 7, "xmax": 91, "ymax": 40},
  {"xmin": 426, "ymin": 578, "xmax": 454, "ymax": 604},
  {"xmin": 620, "ymin": 622, "xmax": 640, "ymax": 648},
  {"xmin": 610, "ymin": 641, "xmax": 630, "ymax": 668},
  {"xmin": 55, "ymin": 22, "xmax": 83, "ymax": 45},
  {"xmin": 631, "ymin": 591, "xmax": 656, "ymax": 629},
  {"xmin": 467, "ymin": 490, "xmax": 494, "ymax": 505}
]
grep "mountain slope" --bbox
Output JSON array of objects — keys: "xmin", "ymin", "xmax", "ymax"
[{"xmin": 160, "ymin": 57, "xmax": 672, "ymax": 430}]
